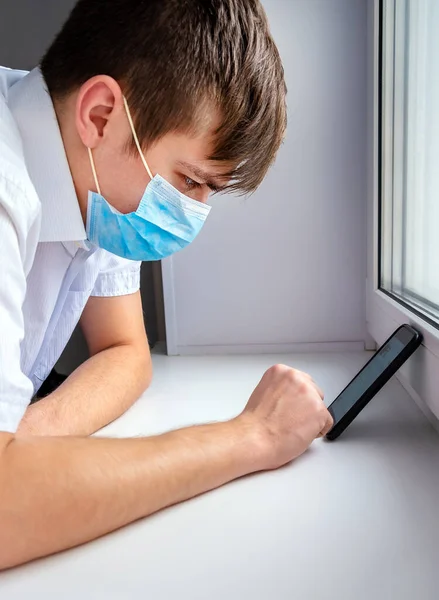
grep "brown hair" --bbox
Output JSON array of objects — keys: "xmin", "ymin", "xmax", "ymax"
[{"xmin": 41, "ymin": 0, "xmax": 287, "ymax": 194}]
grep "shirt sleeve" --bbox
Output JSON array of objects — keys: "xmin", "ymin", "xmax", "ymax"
[
  {"xmin": 0, "ymin": 176, "xmax": 39, "ymax": 433},
  {"xmin": 91, "ymin": 251, "xmax": 141, "ymax": 297}
]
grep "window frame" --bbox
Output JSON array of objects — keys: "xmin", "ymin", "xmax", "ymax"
[
  {"xmin": 367, "ymin": 0, "xmax": 439, "ymax": 424},
  {"xmin": 379, "ymin": 0, "xmax": 439, "ymax": 327}
]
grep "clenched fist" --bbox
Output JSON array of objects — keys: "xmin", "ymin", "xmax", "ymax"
[{"xmin": 238, "ymin": 364, "xmax": 333, "ymax": 471}]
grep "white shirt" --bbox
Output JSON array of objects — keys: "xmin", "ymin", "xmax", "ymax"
[{"xmin": 0, "ymin": 67, "xmax": 141, "ymax": 433}]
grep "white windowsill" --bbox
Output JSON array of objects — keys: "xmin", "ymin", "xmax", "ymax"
[
  {"xmin": 2, "ymin": 352, "xmax": 439, "ymax": 599},
  {"xmin": 367, "ymin": 288, "xmax": 439, "ymax": 428}
]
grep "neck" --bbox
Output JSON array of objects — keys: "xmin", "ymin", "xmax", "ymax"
[{"xmin": 53, "ymin": 97, "xmax": 90, "ymax": 226}]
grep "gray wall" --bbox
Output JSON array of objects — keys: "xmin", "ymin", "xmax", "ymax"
[
  {"xmin": 163, "ymin": 0, "xmax": 369, "ymax": 353},
  {"xmin": 0, "ymin": 0, "xmax": 76, "ymax": 68}
]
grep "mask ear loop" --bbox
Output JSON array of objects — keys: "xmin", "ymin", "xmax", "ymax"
[
  {"xmin": 123, "ymin": 96, "xmax": 154, "ymax": 181},
  {"xmin": 87, "ymin": 147, "xmax": 102, "ymax": 195}
]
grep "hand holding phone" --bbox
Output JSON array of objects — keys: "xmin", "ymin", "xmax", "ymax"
[{"xmin": 241, "ymin": 364, "xmax": 333, "ymax": 469}]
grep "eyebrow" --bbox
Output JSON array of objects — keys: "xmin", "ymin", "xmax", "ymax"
[{"xmin": 176, "ymin": 161, "xmax": 226, "ymax": 192}]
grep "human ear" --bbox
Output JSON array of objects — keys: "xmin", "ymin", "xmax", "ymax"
[{"xmin": 75, "ymin": 75, "xmax": 123, "ymax": 149}]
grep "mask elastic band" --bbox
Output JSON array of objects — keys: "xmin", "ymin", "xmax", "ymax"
[
  {"xmin": 88, "ymin": 147, "xmax": 102, "ymax": 195},
  {"xmin": 123, "ymin": 96, "xmax": 154, "ymax": 181}
]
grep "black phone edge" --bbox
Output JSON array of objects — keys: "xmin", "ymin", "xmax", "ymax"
[{"xmin": 325, "ymin": 325, "xmax": 422, "ymax": 441}]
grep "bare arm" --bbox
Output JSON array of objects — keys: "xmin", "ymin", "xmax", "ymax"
[
  {"xmin": 0, "ymin": 365, "xmax": 333, "ymax": 570},
  {"xmin": 1, "ymin": 420, "xmax": 258, "ymax": 569},
  {"xmin": 18, "ymin": 292, "xmax": 152, "ymax": 436}
]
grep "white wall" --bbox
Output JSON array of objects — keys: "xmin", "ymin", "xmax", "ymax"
[
  {"xmin": 163, "ymin": 0, "xmax": 369, "ymax": 354},
  {"xmin": 1, "ymin": 0, "xmax": 370, "ymax": 358}
]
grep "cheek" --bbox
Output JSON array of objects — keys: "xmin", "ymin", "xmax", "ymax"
[
  {"xmin": 152, "ymin": 167, "xmax": 180, "ymax": 189},
  {"xmin": 162, "ymin": 170, "xmax": 209, "ymax": 203},
  {"xmin": 189, "ymin": 188, "xmax": 210, "ymax": 204},
  {"xmin": 111, "ymin": 181, "xmax": 147, "ymax": 213},
  {"xmin": 102, "ymin": 160, "xmax": 150, "ymax": 214}
]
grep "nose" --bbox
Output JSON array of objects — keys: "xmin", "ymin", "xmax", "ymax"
[{"xmin": 191, "ymin": 188, "xmax": 210, "ymax": 205}]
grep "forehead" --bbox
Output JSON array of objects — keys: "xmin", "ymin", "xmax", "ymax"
[
  {"xmin": 147, "ymin": 102, "xmax": 234, "ymax": 182},
  {"xmin": 158, "ymin": 116, "xmax": 233, "ymax": 174}
]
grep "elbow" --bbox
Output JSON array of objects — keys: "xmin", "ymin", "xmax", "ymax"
[
  {"xmin": 132, "ymin": 341, "xmax": 153, "ymax": 393},
  {"xmin": 113, "ymin": 339, "xmax": 153, "ymax": 393},
  {"xmin": 140, "ymin": 345, "xmax": 153, "ymax": 391}
]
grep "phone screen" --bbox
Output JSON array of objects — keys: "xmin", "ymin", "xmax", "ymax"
[{"xmin": 329, "ymin": 329, "xmax": 411, "ymax": 423}]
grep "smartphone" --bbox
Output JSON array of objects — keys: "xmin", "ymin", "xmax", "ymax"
[{"xmin": 325, "ymin": 324, "xmax": 422, "ymax": 441}]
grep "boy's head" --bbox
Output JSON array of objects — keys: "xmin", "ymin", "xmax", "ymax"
[{"xmin": 41, "ymin": 0, "xmax": 286, "ymax": 212}]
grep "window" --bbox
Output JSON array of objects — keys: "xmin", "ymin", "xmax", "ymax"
[{"xmin": 380, "ymin": 0, "xmax": 439, "ymax": 325}]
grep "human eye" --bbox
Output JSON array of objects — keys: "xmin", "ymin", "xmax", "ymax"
[{"xmin": 183, "ymin": 176, "xmax": 202, "ymax": 191}]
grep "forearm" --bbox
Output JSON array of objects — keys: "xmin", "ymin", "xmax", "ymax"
[
  {"xmin": 0, "ymin": 417, "xmax": 263, "ymax": 569},
  {"xmin": 18, "ymin": 343, "xmax": 152, "ymax": 437}
]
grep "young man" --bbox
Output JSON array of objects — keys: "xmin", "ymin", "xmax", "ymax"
[{"xmin": 0, "ymin": 0, "xmax": 333, "ymax": 569}]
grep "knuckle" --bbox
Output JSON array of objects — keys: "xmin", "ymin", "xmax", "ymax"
[
  {"xmin": 278, "ymin": 367, "xmax": 300, "ymax": 386},
  {"xmin": 295, "ymin": 375, "xmax": 313, "ymax": 395},
  {"xmin": 286, "ymin": 368, "xmax": 299, "ymax": 382},
  {"xmin": 310, "ymin": 396, "xmax": 325, "ymax": 416},
  {"xmin": 268, "ymin": 363, "xmax": 288, "ymax": 377},
  {"xmin": 296, "ymin": 379, "xmax": 311, "ymax": 396}
]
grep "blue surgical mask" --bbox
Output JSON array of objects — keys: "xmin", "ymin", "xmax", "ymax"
[{"xmin": 86, "ymin": 97, "xmax": 211, "ymax": 261}]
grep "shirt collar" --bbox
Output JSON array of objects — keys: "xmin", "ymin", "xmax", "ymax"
[{"xmin": 7, "ymin": 68, "xmax": 87, "ymax": 243}]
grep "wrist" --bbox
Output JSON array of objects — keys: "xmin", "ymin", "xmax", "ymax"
[{"xmin": 228, "ymin": 414, "xmax": 271, "ymax": 475}]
